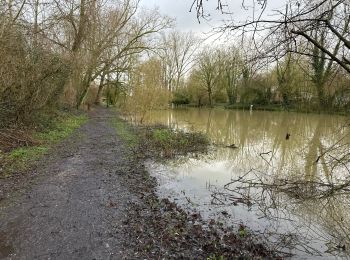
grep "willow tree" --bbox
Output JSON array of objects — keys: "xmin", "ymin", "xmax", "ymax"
[
  {"xmin": 275, "ymin": 53, "xmax": 295, "ymax": 106},
  {"xmin": 124, "ymin": 57, "xmax": 170, "ymax": 123},
  {"xmin": 45, "ymin": 0, "xmax": 171, "ymax": 108},
  {"xmin": 75, "ymin": 3, "xmax": 172, "ymax": 108}
]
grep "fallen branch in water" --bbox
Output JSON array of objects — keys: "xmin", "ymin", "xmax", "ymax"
[{"xmin": 224, "ymin": 169, "xmax": 350, "ymax": 202}]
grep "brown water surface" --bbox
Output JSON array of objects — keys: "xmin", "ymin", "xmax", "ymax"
[{"xmin": 140, "ymin": 108, "xmax": 350, "ymax": 259}]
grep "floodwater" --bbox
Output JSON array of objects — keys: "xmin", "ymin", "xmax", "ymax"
[{"xmin": 142, "ymin": 108, "xmax": 350, "ymax": 259}]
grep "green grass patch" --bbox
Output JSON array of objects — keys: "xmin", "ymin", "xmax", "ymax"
[
  {"xmin": 6, "ymin": 146, "xmax": 49, "ymax": 174},
  {"xmin": 140, "ymin": 125, "xmax": 209, "ymax": 159},
  {"xmin": 9, "ymin": 146, "xmax": 49, "ymax": 161},
  {"xmin": 112, "ymin": 118, "xmax": 138, "ymax": 148},
  {"xmin": 1, "ymin": 114, "xmax": 87, "ymax": 177},
  {"xmin": 112, "ymin": 116, "xmax": 209, "ymax": 159},
  {"xmin": 35, "ymin": 115, "xmax": 87, "ymax": 143}
]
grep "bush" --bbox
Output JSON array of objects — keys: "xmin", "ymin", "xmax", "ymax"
[
  {"xmin": 0, "ymin": 21, "xmax": 70, "ymax": 128},
  {"xmin": 172, "ymin": 91, "xmax": 190, "ymax": 106}
]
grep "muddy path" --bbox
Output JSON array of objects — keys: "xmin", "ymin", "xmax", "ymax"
[{"xmin": 0, "ymin": 108, "xmax": 137, "ymax": 259}]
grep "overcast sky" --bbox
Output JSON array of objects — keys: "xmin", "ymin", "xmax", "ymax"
[{"xmin": 140, "ymin": 0, "xmax": 286, "ymax": 35}]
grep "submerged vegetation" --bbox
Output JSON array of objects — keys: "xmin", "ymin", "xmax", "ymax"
[
  {"xmin": 142, "ymin": 126, "xmax": 209, "ymax": 158},
  {"xmin": 113, "ymin": 117, "xmax": 209, "ymax": 159}
]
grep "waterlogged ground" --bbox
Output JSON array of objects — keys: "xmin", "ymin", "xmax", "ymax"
[
  {"xmin": 141, "ymin": 108, "xmax": 350, "ymax": 259},
  {"xmin": 0, "ymin": 108, "xmax": 280, "ymax": 259}
]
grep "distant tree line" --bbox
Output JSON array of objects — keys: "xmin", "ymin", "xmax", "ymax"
[
  {"xmin": 175, "ymin": 0, "xmax": 350, "ymax": 111},
  {"xmin": 171, "ymin": 42, "xmax": 350, "ymax": 112}
]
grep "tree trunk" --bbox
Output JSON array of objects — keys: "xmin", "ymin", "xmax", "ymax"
[
  {"xmin": 95, "ymin": 73, "xmax": 105, "ymax": 104},
  {"xmin": 197, "ymin": 97, "xmax": 202, "ymax": 107},
  {"xmin": 76, "ymin": 66, "xmax": 94, "ymax": 108},
  {"xmin": 316, "ymin": 81, "xmax": 328, "ymax": 109},
  {"xmin": 208, "ymin": 88, "xmax": 212, "ymax": 107},
  {"xmin": 76, "ymin": 80, "xmax": 91, "ymax": 109},
  {"xmin": 227, "ymin": 87, "xmax": 236, "ymax": 104}
]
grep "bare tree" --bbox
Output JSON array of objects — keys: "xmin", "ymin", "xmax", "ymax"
[
  {"xmin": 44, "ymin": 0, "xmax": 171, "ymax": 108},
  {"xmin": 192, "ymin": 0, "xmax": 350, "ymax": 75},
  {"xmin": 159, "ymin": 30, "xmax": 199, "ymax": 91},
  {"xmin": 76, "ymin": 3, "xmax": 172, "ymax": 107},
  {"xmin": 217, "ymin": 46, "xmax": 243, "ymax": 104},
  {"xmin": 196, "ymin": 48, "xmax": 220, "ymax": 106}
]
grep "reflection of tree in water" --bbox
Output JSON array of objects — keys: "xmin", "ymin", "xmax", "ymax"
[
  {"xmin": 209, "ymin": 167, "xmax": 349, "ymax": 257},
  {"xmin": 145, "ymin": 108, "xmax": 349, "ymax": 183},
  {"xmin": 144, "ymin": 108, "xmax": 350, "ymax": 257},
  {"xmin": 304, "ymin": 196, "xmax": 350, "ymax": 253},
  {"xmin": 145, "ymin": 108, "xmax": 349, "ymax": 179}
]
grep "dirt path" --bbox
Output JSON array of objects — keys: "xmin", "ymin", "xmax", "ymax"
[{"xmin": 0, "ymin": 108, "xmax": 136, "ymax": 259}]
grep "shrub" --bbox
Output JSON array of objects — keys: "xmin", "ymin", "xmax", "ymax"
[{"xmin": 172, "ymin": 92, "xmax": 190, "ymax": 106}]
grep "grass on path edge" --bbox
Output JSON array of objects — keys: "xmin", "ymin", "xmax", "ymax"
[{"xmin": 1, "ymin": 113, "xmax": 88, "ymax": 177}]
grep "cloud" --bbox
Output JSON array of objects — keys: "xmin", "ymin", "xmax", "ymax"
[
  {"xmin": 139, "ymin": 0, "xmax": 287, "ymax": 44},
  {"xmin": 140, "ymin": 0, "xmax": 223, "ymax": 33}
]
